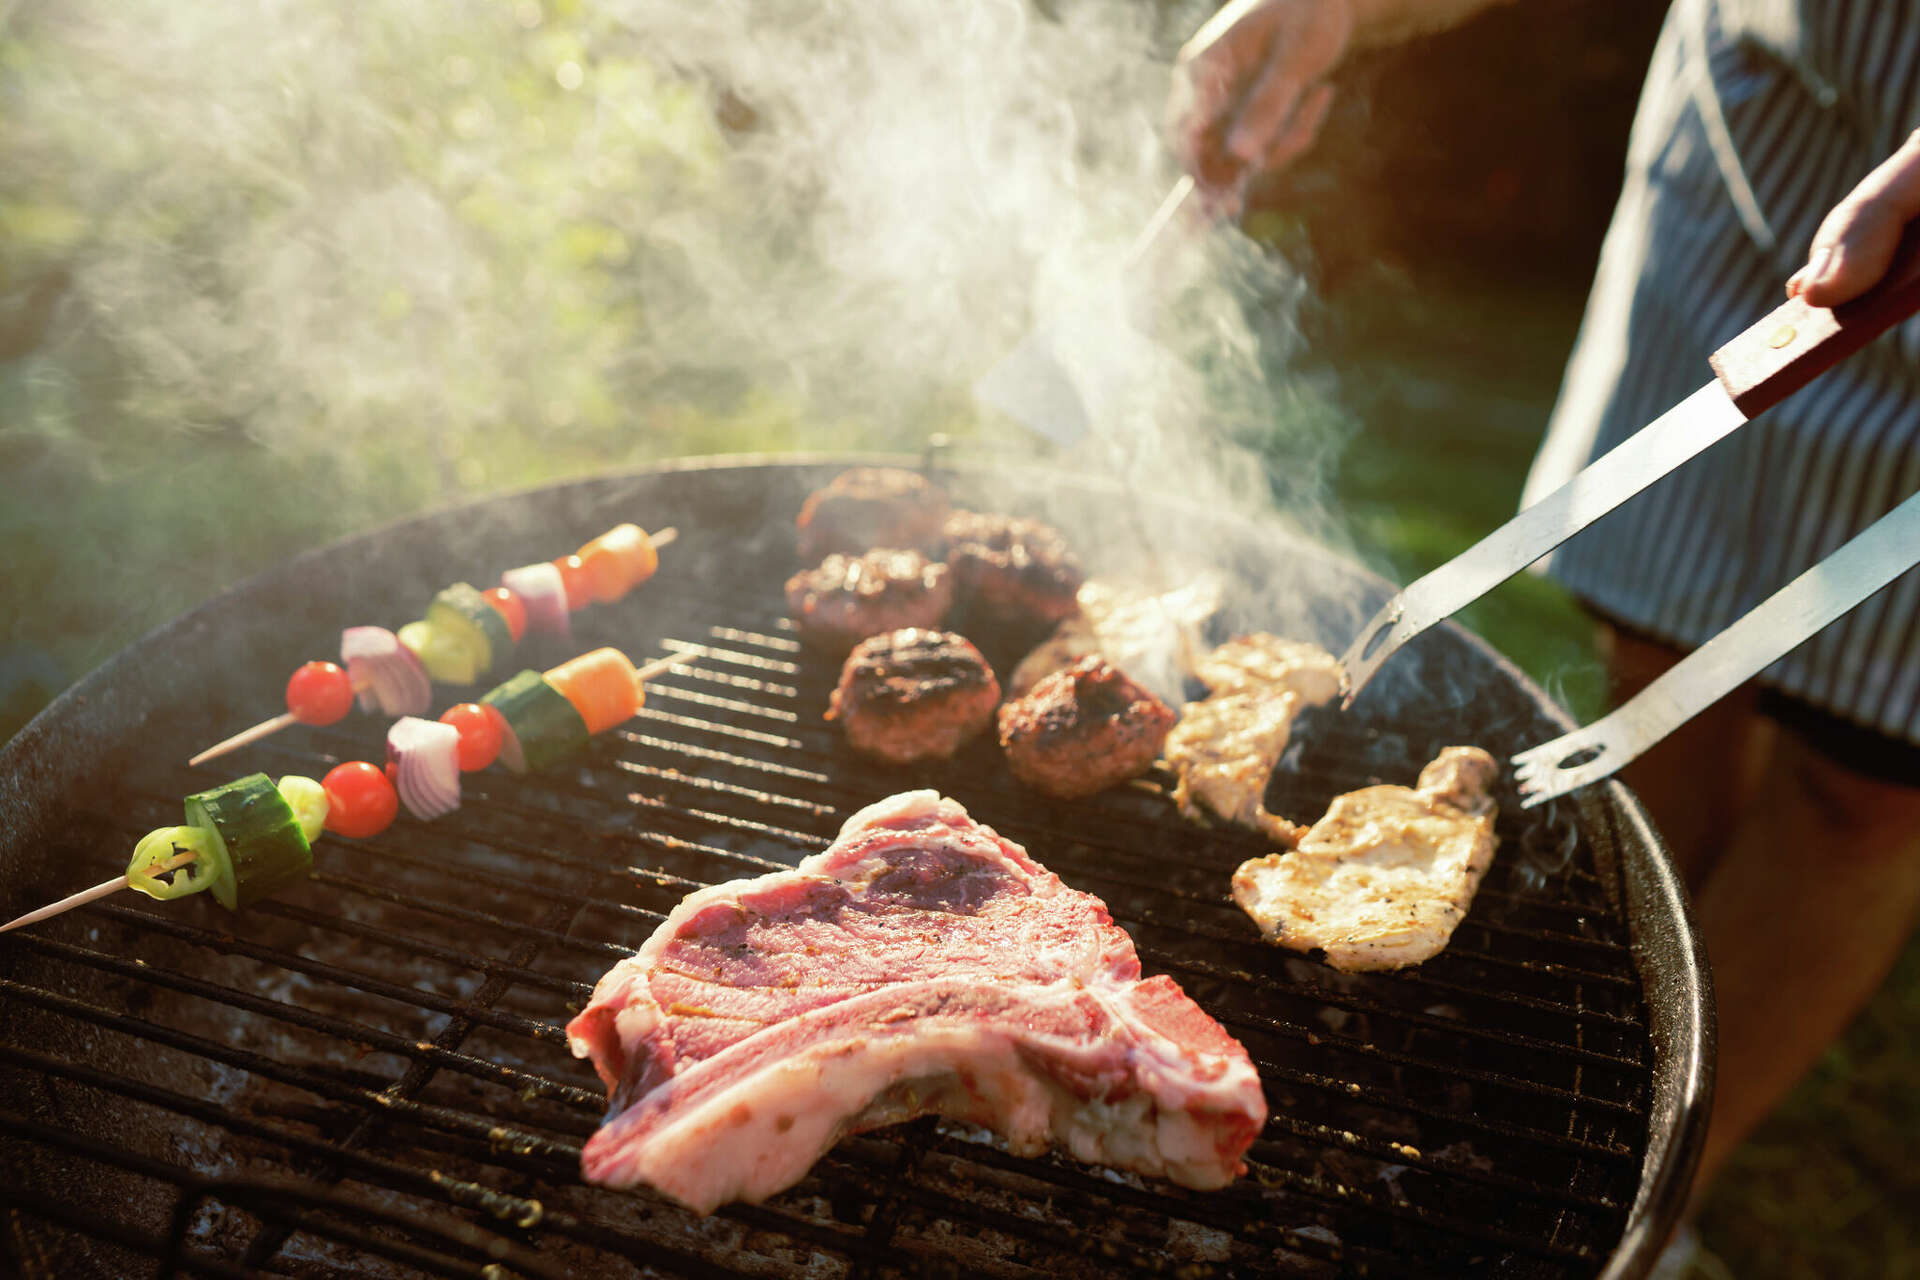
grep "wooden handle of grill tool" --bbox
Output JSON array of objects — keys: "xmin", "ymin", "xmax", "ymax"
[{"xmin": 1710, "ymin": 220, "xmax": 1920, "ymax": 419}]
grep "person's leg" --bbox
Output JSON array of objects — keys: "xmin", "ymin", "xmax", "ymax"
[
  {"xmin": 1682, "ymin": 724, "xmax": 1920, "ymax": 1200},
  {"xmin": 1596, "ymin": 621, "xmax": 1920, "ymax": 1207}
]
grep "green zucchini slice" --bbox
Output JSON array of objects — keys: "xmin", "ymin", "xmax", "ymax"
[
  {"xmin": 182, "ymin": 773, "xmax": 314, "ymax": 909},
  {"xmin": 482, "ymin": 669, "xmax": 590, "ymax": 773}
]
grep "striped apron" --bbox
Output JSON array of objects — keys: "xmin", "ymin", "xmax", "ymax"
[{"xmin": 1522, "ymin": 0, "xmax": 1920, "ymax": 744}]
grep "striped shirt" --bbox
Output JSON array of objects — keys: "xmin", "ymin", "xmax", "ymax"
[{"xmin": 1524, "ymin": 0, "xmax": 1920, "ymax": 744}]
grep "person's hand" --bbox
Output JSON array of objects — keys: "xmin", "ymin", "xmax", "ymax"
[
  {"xmin": 1787, "ymin": 129, "xmax": 1920, "ymax": 306},
  {"xmin": 1170, "ymin": 0, "xmax": 1355, "ymax": 217}
]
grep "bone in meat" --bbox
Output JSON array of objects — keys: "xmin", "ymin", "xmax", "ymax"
[{"xmin": 566, "ymin": 790, "xmax": 1267, "ymax": 1212}]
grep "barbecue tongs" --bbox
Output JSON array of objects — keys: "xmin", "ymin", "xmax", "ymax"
[{"xmin": 1339, "ymin": 226, "xmax": 1920, "ymax": 803}]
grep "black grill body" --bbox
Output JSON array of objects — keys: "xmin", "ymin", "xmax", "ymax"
[{"xmin": 0, "ymin": 456, "xmax": 1711, "ymax": 1279}]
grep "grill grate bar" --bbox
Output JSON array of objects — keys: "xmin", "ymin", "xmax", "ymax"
[
  {"xmin": 607, "ymin": 820, "xmax": 1650, "ymax": 1073},
  {"xmin": 230, "ymin": 880, "xmax": 588, "ymax": 1272},
  {"xmin": 1, "ymin": 965, "xmax": 1630, "ymax": 1272},
  {"xmin": 14, "ymin": 893, "xmax": 1645, "ymax": 1165},
  {"xmin": 3, "ymin": 932, "xmax": 605, "ymax": 1108},
  {"xmin": 595, "ymin": 772, "xmax": 1646, "ymax": 1028},
  {"xmin": 1253, "ymin": 1115, "xmax": 1624, "ymax": 1211},
  {"xmin": 312, "ymin": 867, "xmax": 636, "ymax": 960},
  {"xmin": 83, "ymin": 901, "xmax": 571, "ymax": 1044},
  {"xmin": 907, "ymin": 1127, "xmax": 1606, "ymax": 1270},
  {"xmin": 0, "ymin": 1109, "xmax": 546, "ymax": 1280},
  {"xmin": 613, "ymin": 688, "xmax": 1644, "ymax": 990},
  {"xmin": 249, "ymin": 897, "xmax": 584, "ymax": 996},
  {"xmin": 0, "ymin": 1032, "xmax": 876, "ymax": 1276},
  {"xmin": 74, "ymin": 773, "xmax": 1651, "ymax": 1142},
  {"xmin": 7, "ymin": 1005, "xmax": 1588, "ymax": 1280},
  {"xmin": 1250, "ymin": 1063, "xmax": 1636, "ymax": 1162},
  {"xmin": 1242, "ymin": 1018, "xmax": 1645, "ymax": 1119}
]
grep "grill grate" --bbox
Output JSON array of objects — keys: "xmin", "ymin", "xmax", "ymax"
[{"xmin": 0, "ymin": 459, "xmax": 1698, "ymax": 1279}]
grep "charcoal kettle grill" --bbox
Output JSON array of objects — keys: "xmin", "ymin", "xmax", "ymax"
[{"xmin": 0, "ymin": 455, "xmax": 1711, "ymax": 1279}]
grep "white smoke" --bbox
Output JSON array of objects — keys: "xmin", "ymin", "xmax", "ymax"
[{"xmin": 6, "ymin": 0, "xmax": 1345, "ymax": 515}]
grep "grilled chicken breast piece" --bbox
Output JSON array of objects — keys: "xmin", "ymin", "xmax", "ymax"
[
  {"xmin": 1164, "ymin": 635, "xmax": 1342, "ymax": 844},
  {"xmin": 1230, "ymin": 747, "xmax": 1499, "ymax": 971}
]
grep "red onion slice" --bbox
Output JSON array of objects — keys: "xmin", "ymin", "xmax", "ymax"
[
  {"xmin": 386, "ymin": 716, "xmax": 462, "ymax": 820},
  {"xmin": 501, "ymin": 562, "xmax": 571, "ymax": 640},
  {"xmin": 341, "ymin": 626, "xmax": 432, "ymax": 716}
]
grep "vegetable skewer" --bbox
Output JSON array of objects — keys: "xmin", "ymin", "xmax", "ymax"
[
  {"xmin": 3, "ymin": 646, "xmax": 700, "ymax": 934},
  {"xmin": 0, "ymin": 848, "xmax": 198, "ymax": 934},
  {"xmin": 189, "ymin": 524, "xmax": 678, "ymax": 767}
]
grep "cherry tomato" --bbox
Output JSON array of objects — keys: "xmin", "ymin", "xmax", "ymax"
[
  {"xmin": 553, "ymin": 554, "xmax": 594, "ymax": 611},
  {"xmin": 439, "ymin": 701, "xmax": 505, "ymax": 772},
  {"xmin": 483, "ymin": 586, "xmax": 527, "ymax": 643},
  {"xmin": 286, "ymin": 660, "xmax": 355, "ymax": 726},
  {"xmin": 321, "ymin": 761, "xmax": 399, "ymax": 839}
]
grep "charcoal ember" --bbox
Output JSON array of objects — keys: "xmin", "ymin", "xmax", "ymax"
[{"xmin": 795, "ymin": 467, "xmax": 950, "ymax": 560}]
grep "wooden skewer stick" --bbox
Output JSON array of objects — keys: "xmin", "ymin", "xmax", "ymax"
[
  {"xmin": 1, "ymin": 848, "xmax": 199, "ymax": 934},
  {"xmin": 189, "ymin": 711, "xmax": 304, "ymax": 768},
  {"xmin": 187, "ymin": 528, "xmax": 682, "ymax": 768},
  {"xmin": 635, "ymin": 647, "xmax": 701, "ymax": 683},
  {"xmin": 26, "ymin": 644, "xmax": 697, "ymax": 932}
]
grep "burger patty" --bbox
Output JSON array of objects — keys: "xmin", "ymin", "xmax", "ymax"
[
  {"xmin": 998, "ymin": 656, "xmax": 1176, "ymax": 799},
  {"xmin": 785, "ymin": 549, "xmax": 953, "ymax": 655},
  {"xmin": 943, "ymin": 510, "xmax": 1085, "ymax": 630},
  {"xmin": 830, "ymin": 629, "xmax": 1001, "ymax": 764},
  {"xmin": 796, "ymin": 467, "xmax": 950, "ymax": 560}
]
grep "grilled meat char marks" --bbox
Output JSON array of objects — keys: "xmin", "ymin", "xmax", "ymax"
[
  {"xmin": 999, "ymin": 656, "xmax": 1176, "ymax": 799},
  {"xmin": 1232, "ymin": 747, "xmax": 1500, "ymax": 971},
  {"xmin": 567, "ymin": 791, "xmax": 1266, "ymax": 1214},
  {"xmin": 785, "ymin": 548, "xmax": 953, "ymax": 655},
  {"xmin": 1166, "ymin": 635, "xmax": 1344, "ymax": 846},
  {"xmin": 830, "ymin": 628, "xmax": 1001, "ymax": 764},
  {"xmin": 943, "ymin": 510, "xmax": 1085, "ymax": 632},
  {"xmin": 796, "ymin": 467, "xmax": 950, "ymax": 560}
]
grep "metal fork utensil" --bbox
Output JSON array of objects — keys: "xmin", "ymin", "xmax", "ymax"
[
  {"xmin": 1340, "ymin": 222, "xmax": 1920, "ymax": 707},
  {"xmin": 1511, "ymin": 486, "xmax": 1920, "ymax": 807}
]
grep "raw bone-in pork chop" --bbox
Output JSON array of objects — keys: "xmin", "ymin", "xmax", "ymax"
[{"xmin": 566, "ymin": 791, "xmax": 1266, "ymax": 1213}]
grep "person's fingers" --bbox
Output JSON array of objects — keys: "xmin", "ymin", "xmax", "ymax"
[
  {"xmin": 1224, "ymin": 57, "xmax": 1308, "ymax": 165},
  {"xmin": 1170, "ymin": 49, "xmax": 1245, "ymax": 186},
  {"xmin": 1221, "ymin": 4, "xmax": 1349, "ymax": 164},
  {"xmin": 1171, "ymin": 2, "xmax": 1276, "ymax": 199},
  {"xmin": 1796, "ymin": 129, "xmax": 1920, "ymax": 306},
  {"xmin": 1257, "ymin": 79, "xmax": 1335, "ymax": 172}
]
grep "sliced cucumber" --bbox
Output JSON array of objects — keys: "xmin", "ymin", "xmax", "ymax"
[
  {"xmin": 424, "ymin": 583, "xmax": 513, "ymax": 681},
  {"xmin": 183, "ymin": 773, "xmax": 313, "ymax": 909},
  {"xmin": 482, "ymin": 669, "xmax": 590, "ymax": 773}
]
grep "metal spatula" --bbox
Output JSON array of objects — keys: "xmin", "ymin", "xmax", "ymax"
[
  {"xmin": 1512, "ymin": 486, "xmax": 1920, "ymax": 805},
  {"xmin": 1339, "ymin": 223, "xmax": 1920, "ymax": 706}
]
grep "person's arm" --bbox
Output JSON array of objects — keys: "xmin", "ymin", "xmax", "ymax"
[
  {"xmin": 1788, "ymin": 129, "xmax": 1920, "ymax": 306},
  {"xmin": 1172, "ymin": 0, "xmax": 1522, "ymax": 213}
]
